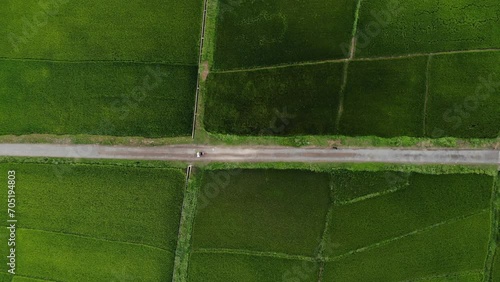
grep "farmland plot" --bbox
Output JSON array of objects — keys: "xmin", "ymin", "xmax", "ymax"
[
  {"xmin": 205, "ymin": 63, "xmax": 344, "ymax": 135},
  {"xmin": 339, "ymin": 57, "xmax": 427, "ymax": 137},
  {"xmin": 355, "ymin": 0, "xmax": 500, "ymax": 58},
  {"xmin": 323, "ymin": 211, "xmax": 490, "ymax": 281},
  {"xmin": 188, "ymin": 252, "xmax": 319, "ymax": 282},
  {"xmin": 0, "ymin": 163, "xmax": 186, "ymax": 280},
  {"xmin": 187, "ymin": 168, "xmax": 496, "ymax": 281},
  {"xmin": 1, "ymin": 0, "xmax": 204, "ymax": 64},
  {"xmin": 0, "ymin": 0, "xmax": 203, "ymax": 138},
  {"xmin": 426, "ymin": 52, "xmax": 500, "ymax": 138},
  {"xmin": 0, "ymin": 61, "xmax": 197, "ymax": 137},
  {"xmin": 190, "ymin": 169, "xmax": 331, "ymax": 256},
  {"xmin": 325, "ymin": 172, "xmax": 493, "ymax": 256},
  {"xmin": 212, "ymin": 0, "xmax": 358, "ymax": 69}
]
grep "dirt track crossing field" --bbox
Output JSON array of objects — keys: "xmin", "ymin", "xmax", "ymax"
[{"xmin": 0, "ymin": 144, "xmax": 498, "ymax": 167}]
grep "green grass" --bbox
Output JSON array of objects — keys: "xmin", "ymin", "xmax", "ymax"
[
  {"xmin": 323, "ymin": 211, "xmax": 490, "ymax": 282},
  {"xmin": 339, "ymin": 57, "xmax": 427, "ymax": 137},
  {"xmin": 325, "ymin": 172, "xmax": 493, "ymax": 256},
  {"xmin": 204, "ymin": 63, "xmax": 344, "ymax": 135},
  {"xmin": 355, "ymin": 0, "xmax": 500, "ymax": 57},
  {"xmin": 188, "ymin": 252, "xmax": 318, "ymax": 282},
  {"xmin": 212, "ymin": 0, "xmax": 357, "ymax": 69},
  {"xmin": 0, "ymin": 163, "xmax": 186, "ymax": 281},
  {"xmin": 15, "ymin": 229, "xmax": 172, "ymax": 281},
  {"xmin": 0, "ymin": 0, "xmax": 204, "ymax": 64},
  {"xmin": 191, "ymin": 169, "xmax": 331, "ymax": 256},
  {"xmin": 0, "ymin": 61, "xmax": 197, "ymax": 137},
  {"xmin": 426, "ymin": 52, "xmax": 500, "ymax": 138}
]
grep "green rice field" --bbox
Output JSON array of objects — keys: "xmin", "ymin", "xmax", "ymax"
[
  {"xmin": 204, "ymin": 63, "xmax": 344, "ymax": 135},
  {"xmin": 0, "ymin": 61, "xmax": 197, "ymax": 137},
  {"xmin": 1, "ymin": 0, "xmax": 203, "ymax": 63},
  {"xmin": 0, "ymin": 163, "xmax": 497, "ymax": 281},
  {"xmin": 0, "ymin": 162, "xmax": 186, "ymax": 281},
  {"xmin": 355, "ymin": 0, "xmax": 500, "ymax": 58},
  {"xmin": 185, "ymin": 168, "xmax": 498, "ymax": 281},
  {"xmin": 1, "ymin": 0, "xmax": 203, "ymax": 138},
  {"xmin": 201, "ymin": 0, "xmax": 500, "ymax": 140},
  {"xmin": 426, "ymin": 52, "xmax": 500, "ymax": 138},
  {"xmin": 211, "ymin": 0, "xmax": 358, "ymax": 70}
]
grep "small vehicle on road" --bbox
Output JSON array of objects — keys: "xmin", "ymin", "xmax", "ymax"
[{"xmin": 196, "ymin": 151, "xmax": 205, "ymax": 158}]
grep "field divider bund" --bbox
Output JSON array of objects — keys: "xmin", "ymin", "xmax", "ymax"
[
  {"xmin": 210, "ymin": 48, "xmax": 500, "ymax": 75},
  {"xmin": 334, "ymin": 0, "xmax": 362, "ymax": 134},
  {"xmin": 193, "ymin": 247, "xmax": 316, "ymax": 262},
  {"xmin": 173, "ymin": 166, "xmax": 202, "ymax": 282},
  {"xmin": 191, "ymin": 0, "xmax": 210, "ymax": 139},
  {"xmin": 422, "ymin": 55, "xmax": 433, "ymax": 136},
  {"xmin": 482, "ymin": 173, "xmax": 499, "ymax": 281},
  {"xmin": 316, "ymin": 175, "xmax": 337, "ymax": 281},
  {"xmin": 324, "ymin": 208, "xmax": 490, "ymax": 263},
  {"xmin": 335, "ymin": 183, "xmax": 410, "ymax": 206},
  {"xmin": 10, "ymin": 274, "xmax": 59, "ymax": 282},
  {"xmin": 16, "ymin": 226, "xmax": 170, "ymax": 253}
]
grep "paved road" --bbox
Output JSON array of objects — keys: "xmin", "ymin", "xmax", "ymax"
[{"xmin": 0, "ymin": 144, "xmax": 498, "ymax": 166}]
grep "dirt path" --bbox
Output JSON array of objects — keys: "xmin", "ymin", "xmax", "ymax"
[{"xmin": 0, "ymin": 144, "xmax": 498, "ymax": 166}]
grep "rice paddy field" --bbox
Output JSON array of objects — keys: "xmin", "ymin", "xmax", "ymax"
[
  {"xmin": 211, "ymin": 0, "xmax": 358, "ymax": 70},
  {"xmin": 185, "ymin": 168, "xmax": 499, "ymax": 282},
  {"xmin": 0, "ymin": 162, "xmax": 186, "ymax": 281},
  {"xmin": 0, "ymin": 161, "xmax": 497, "ymax": 281},
  {"xmin": 202, "ymin": 0, "xmax": 500, "ymax": 139},
  {"xmin": 1, "ymin": 0, "xmax": 499, "ymax": 141},
  {"xmin": 0, "ymin": 0, "xmax": 203, "ymax": 138},
  {"xmin": 204, "ymin": 63, "xmax": 343, "ymax": 135}
]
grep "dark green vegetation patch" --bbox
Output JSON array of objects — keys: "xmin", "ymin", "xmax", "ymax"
[
  {"xmin": 325, "ymin": 172, "xmax": 493, "ymax": 256},
  {"xmin": 212, "ymin": 0, "xmax": 358, "ymax": 69},
  {"xmin": 205, "ymin": 63, "xmax": 344, "ymax": 135},
  {"xmin": 355, "ymin": 0, "xmax": 500, "ymax": 58},
  {"xmin": 323, "ymin": 211, "xmax": 490, "ymax": 281},
  {"xmin": 0, "ymin": 61, "xmax": 197, "ymax": 137},
  {"xmin": 1, "ymin": 0, "xmax": 204, "ymax": 63},
  {"xmin": 188, "ymin": 252, "xmax": 318, "ymax": 282},
  {"xmin": 191, "ymin": 169, "xmax": 331, "ymax": 256},
  {"xmin": 426, "ymin": 52, "xmax": 500, "ymax": 138},
  {"xmin": 0, "ymin": 163, "xmax": 186, "ymax": 280},
  {"xmin": 331, "ymin": 170, "xmax": 410, "ymax": 203},
  {"xmin": 186, "ymin": 168, "xmax": 496, "ymax": 281},
  {"xmin": 340, "ymin": 57, "xmax": 427, "ymax": 137}
]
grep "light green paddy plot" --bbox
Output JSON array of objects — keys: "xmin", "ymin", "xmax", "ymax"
[
  {"xmin": 0, "ymin": 61, "xmax": 197, "ymax": 137},
  {"xmin": 426, "ymin": 52, "xmax": 500, "ymax": 139},
  {"xmin": 212, "ymin": 0, "xmax": 358, "ymax": 69},
  {"xmin": 0, "ymin": 0, "xmax": 204, "ymax": 63},
  {"xmin": 355, "ymin": 0, "xmax": 500, "ymax": 58},
  {"xmin": 0, "ymin": 163, "xmax": 186, "ymax": 281}
]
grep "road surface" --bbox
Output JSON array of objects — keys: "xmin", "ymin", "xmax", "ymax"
[{"xmin": 0, "ymin": 144, "xmax": 498, "ymax": 166}]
